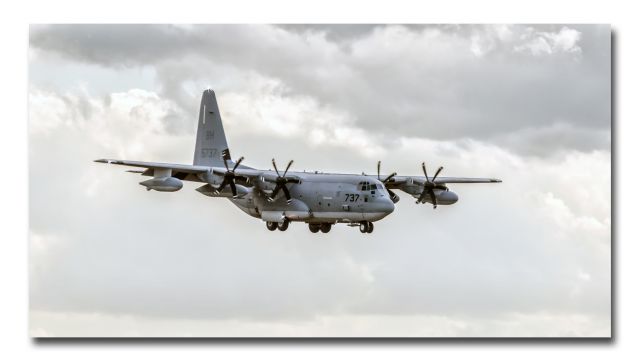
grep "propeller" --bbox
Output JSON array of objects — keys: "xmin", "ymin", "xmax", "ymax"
[
  {"xmin": 377, "ymin": 161, "xmax": 399, "ymax": 202},
  {"xmin": 268, "ymin": 158, "xmax": 298, "ymax": 204},
  {"xmin": 215, "ymin": 156, "xmax": 245, "ymax": 198},
  {"xmin": 416, "ymin": 162, "xmax": 445, "ymax": 209}
]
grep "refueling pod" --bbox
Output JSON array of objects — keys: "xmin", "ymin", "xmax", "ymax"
[
  {"xmin": 139, "ymin": 168, "xmax": 183, "ymax": 192},
  {"xmin": 139, "ymin": 177, "xmax": 183, "ymax": 192}
]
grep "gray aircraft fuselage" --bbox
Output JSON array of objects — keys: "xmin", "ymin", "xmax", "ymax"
[{"xmin": 227, "ymin": 172, "xmax": 395, "ymax": 224}]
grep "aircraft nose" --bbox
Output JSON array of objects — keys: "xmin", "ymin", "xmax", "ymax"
[{"xmin": 377, "ymin": 197, "xmax": 395, "ymax": 214}]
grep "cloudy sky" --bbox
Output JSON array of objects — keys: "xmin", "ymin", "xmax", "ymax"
[{"xmin": 28, "ymin": 24, "xmax": 611, "ymax": 337}]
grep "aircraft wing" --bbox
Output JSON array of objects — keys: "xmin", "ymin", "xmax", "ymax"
[
  {"xmin": 422, "ymin": 176, "xmax": 501, "ymax": 184},
  {"xmin": 94, "ymin": 158, "xmax": 265, "ymax": 181},
  {"xmin": 384, "ymin": 175, "xmax": 502, "ymax": 187},
  {"xmin": 95, "ymin": 159, "xmax": 210, "ymax": 173}
]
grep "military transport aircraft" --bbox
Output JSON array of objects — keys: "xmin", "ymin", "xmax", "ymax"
[{"xmin": 96, "ymin": 89, "xmax": 501, "ymax": 234}]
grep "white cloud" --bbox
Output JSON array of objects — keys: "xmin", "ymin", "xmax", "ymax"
[
  {"xmin": 514, "ymin": 26, "xmax": 582, "ymax": 56},
  {"xmin": 28, "ymin": 88, "xmax": 610, "ymax": 335},
  {"xmin": 30, "ymin": 25, "xmax": 609, "ymax": 155}
]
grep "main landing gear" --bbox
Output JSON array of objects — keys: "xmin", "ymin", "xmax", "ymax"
[
  {"xmin": 268, "ymin": 221, "xmax": 373, "ymax": 234},
  {"xmin": 359, "ymin": 221, "xmax": 374, "ymax": 234},
  {"xmin": 308, "ymin": 223, "xmax": 332, "ymax": 233},
  {"xmin": 266, "ymin": 219, "xmax": 289, "ymax": 231}
]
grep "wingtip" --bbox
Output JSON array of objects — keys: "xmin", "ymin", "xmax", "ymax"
[
  {"xmin": 94, "ymin": 159, "xmax": 120, "ymax": 164},
  {"xmin": 492, "ymin": 179, "xmax": 503, "ymax": 183}
]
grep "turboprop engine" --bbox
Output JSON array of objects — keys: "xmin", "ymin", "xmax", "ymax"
[
  {"xmin": 195, "ymin": 183, "xmax": 250, "ymax": 198},
  {"xmin": 423, "ymin": 189, "xmax": 458, "ymax": 206}
]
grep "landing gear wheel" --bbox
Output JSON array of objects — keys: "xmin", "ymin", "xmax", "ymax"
[
  {"xmin": 308, "ymin": 224, "xmax": 320, "ymax": 233},
  {"xmin": 359, "ymin": 221, "xmax": 374, "ymax": 233},
  {"xmin": 366, "ymin": 221, "xmax": 374, "ymax": 233},
  {"xmin": 266, "ymin": 221, "xmax": 278, "ymax": 231},
  {"xmin": 320, "ymin": 223, "xmax": 332, "ymax": 233},
  {"xmin": 277, "ymin": 219, "xmax": 289, "ymax": 231}
]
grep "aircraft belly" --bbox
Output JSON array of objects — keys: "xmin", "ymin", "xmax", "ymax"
[
  {"xmin": 227, "ymin": 182, "xmax": 391, "ymax": 223},
  {"xmin": 307, "ymin": 211, "xmax": 389, "ymax": 223}
]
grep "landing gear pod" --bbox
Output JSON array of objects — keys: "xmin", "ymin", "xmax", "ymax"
[{"xmin": 139, "ymin": 177, "xmax": 183, "ymax": 192}]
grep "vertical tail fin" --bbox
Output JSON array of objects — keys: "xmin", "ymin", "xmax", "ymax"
[{"xmin": 193, "ymin": 89, "xmax": 231, "ymax": 167}]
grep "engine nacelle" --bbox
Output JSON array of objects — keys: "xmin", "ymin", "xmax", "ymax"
[
  {"xmin": 139, "ymin": 177, "xmax": 183, "ymax": 192},
  {"xmin": 255, "ymin": 174, "xmax": 277, "ymax": 192},
  {"xmin": 195, "ymin": 183, "xmax": 250, "ymax": 198},
  {"xmin": 431, "ymin": 190, "xmax": 458, "ymax": 205}
]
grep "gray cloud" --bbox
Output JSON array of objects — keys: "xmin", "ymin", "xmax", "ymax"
[{"xmin": 30, "ymin": 24, "xmax": 611, "ymax": 157}]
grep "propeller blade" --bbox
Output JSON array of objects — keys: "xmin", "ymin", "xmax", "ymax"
[
  {"xmin": 387, "ymin": 189, "xmax": 400, "ymax": 203},
  {"xmin": 283, "ymin": 160, "xmax": 293, "ymax": 176},
  {"xmin": 223, "ymin": 158, "xmax": 230, "ymax": 171},
  {"xmin": 432, "ymin": 166, "xmax": 443, "ymax": 182},
  {"xmin": 428, "ymin": 188, "xmax": 438, "ymax": 209},
  {"xmin": 229, "ymin": 181, "xmax": 237, "ymax": 197},
  {"xmin": 382, "ymin": 172, "xmax": 397, "ymax": 184},
  {"xmin": 216, "ymin": 178, "xmax": 228, "ymax": 193},
  {"xmin": 272, "ymin": 158, "xmax": 280, "ymax": 177},
  {"xmin": 377, "ymin": 161, "xmax": 381, "ymax": 180},
  {"xmin": 421, "ymin": 162, "xmax": 429, "ymax": 181},
  {"xmin": 232, "ymin": 156, "xmax": 245, "ymax": 172},
  {"xmin": 282, "ymin": 185, "xmax": 292, "ymax": 203},
  {"xmin": 270, "ymin": 184, "xmax": 282, "ymax": 201},
  {"xmin": 416, "ymin": 187, "xmax": 429, "ymax": 204}
]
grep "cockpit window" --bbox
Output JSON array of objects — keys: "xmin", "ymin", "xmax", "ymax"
[{"xmin": 359, "ymin": 181, "xmax": 386, "ymax": 192}]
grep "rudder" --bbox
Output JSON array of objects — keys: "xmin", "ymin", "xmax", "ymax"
[{"xmin": 193, "ymin": 89, "xmax": 231, "ymax": 167}]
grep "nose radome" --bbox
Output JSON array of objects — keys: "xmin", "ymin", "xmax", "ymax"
[{"xmin": 379, "ymin": 197, "xmax": 395, "ymax": 213}]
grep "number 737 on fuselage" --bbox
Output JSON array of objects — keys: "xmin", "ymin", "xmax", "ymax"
[{"xmin": 96, "ymin": 89, "xmax": 501, "ymax": 234}]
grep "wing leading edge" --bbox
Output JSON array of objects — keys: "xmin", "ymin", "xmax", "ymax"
[
  {"xmin": 383, "ymin": 175, "xmax": 501, "ymax": 188},
  {"xmin": 94, "ymin": 158, "xmax": 263, "ymax": 181}
]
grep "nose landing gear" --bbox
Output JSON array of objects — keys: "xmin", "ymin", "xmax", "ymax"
[{"xmin": 359, "ymin": 221, "xmax": 374, "ymax": 234}]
